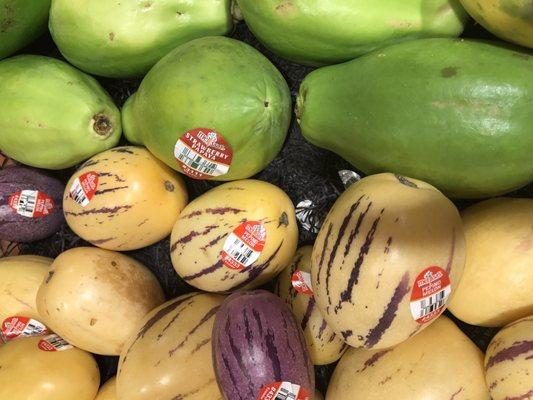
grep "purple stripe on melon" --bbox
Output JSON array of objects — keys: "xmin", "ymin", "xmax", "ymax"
[
  {"xmin": 300, "ymin": 297, "xmax": 315, "ymax": 331},
  {"xmin": 486, "ymin": 340, "xmax": 533, "ymax": 369},
  {"xmin": 325, "ymin": 198, "xmax": 363, "ymax": 304},
  {"xmin": 212, "ymin": 290, "xmax": 314, "ymax": 400},
  {"xmin": 94, "ymin": 185, "xmax": 129, "ymax": 195},
  {"xmin": 170, "ymin": 224, "xmax": 219, "ymax": 251},
  {"xmin": 168, "ymin": 305, "xmax": 220, "ymax": 356},
  {"xmin": 343, "ymin": 201, "xmax": 372, "ymax": 258},
  {"xmin": 357, "ymin": 349, "xmax": 392, "ymax": 373},
  {"xmin": 122, "ymin": 294, "xmax": 198, "ymax": 363},
  {"xmin": 157, "ymin": 298, "xmax": 196, "ymax": 340},
  {"xmin": 64, "ymin": 204, "xmax": 132, "ymax": 217},
  {"xmin": 506, "ymin": 389, "xmax": 533, "ymax": 400},
  {"xmin": 200, "ymin": 233, "xmax": 228, "ymax": 251},
  {"xmin": 206, "ymin": 207, "xmax": 243, "ymax": 215},
  {"xmin": 364, "ymin": 271, "xmax": 410, "ymax": 348},
  {"xmin": 182, "ymin": 260, "xmax": 224, "ymax": 281},
  {"xmin": 334, "ymin": 210, "xmax": 384, "ymax": 313},
  {"xmin": 317, "ymin": 223, "xmax": 333, "ymax": 285},
  {"xmin": 317, "ymin": 319, "xmax": 328, "ymax": 339},
  {"xmin": 229, "ymin": 241, "xmax": 284, "ymax": 291},
  {"xmin": 450, "ymin": 387, "xmax": 464, "ymax": 400}
]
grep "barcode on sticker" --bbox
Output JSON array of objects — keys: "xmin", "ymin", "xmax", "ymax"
[
  {"xmin": 221, "ymin": 221, "xmax": 266, "ymax": 270},
  {"xmin": 258, "ymin": 381, "xmax": 311, "ymax": 400},
  {"xmin": 17, "ymin": 190, "xmax": 37, "ymax": 217},
  {"xmin": 69, "ymin": 171, "xmax": 99, "ymax": 207},
  {"xmin": 227, "ymin": 236, "xmax": 255, "ymax": 263},
  {"xmin": 176, "ymin": 145, "xmax": 219, "ymax": 175},
  {"xmin": 419, "ymin": 289, "xmax": 447, "ymax": 318},
  {"xmin": 38, "ymin": 334, "xmax": 73, "ymax": 352}
]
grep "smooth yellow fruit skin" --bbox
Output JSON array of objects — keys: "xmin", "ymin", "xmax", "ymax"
[
  {"xmin": 63, "ymin": 146, "xmax": 188, "ymax": 251},
  {"xmin": 117, "ymin": 293, "xmax": 224, "ymax": 400},
  {"xmin": 95, "ymin": 377, "xmax": 117, "ymax": 400},
  {"xmin": 448, "ymin": 198, "xmax": 533, "ymax": 326},
  {"xmin": 170, "ymin": 179, "xmax": 298, "ymax": 292},
  {"xmin": 36, "ymin": 247, "xmax": 165, "ymax": 355},
  {"xmin": 485, "ymin": 315, "xmax": 533, "ymax": 400},
  {"xmin": 327, "ymin": 316, "xmax": 490, "ymax": 400},
  {"xmin": 0, "ymin": 255, "xmax": 52, "ymax": 323},
  {"xmin": 276, "ymin": 246, "xmax": 346, "ymax": 365},
  {"xmin": 312, "ymin": 173, "xmax": 466, "ymax": 349},
  {"xmin": 0, "ymin": 336, "xmax": 100, "ymax": 400},
  {"xmin": 460, "ymin": 0, "xmax": 533, "ymax": 49}
]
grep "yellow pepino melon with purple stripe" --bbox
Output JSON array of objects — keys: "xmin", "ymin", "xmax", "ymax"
[
  {"xmin": 484, "ymin": 315, "xmax": 533, "ymax": 400},
  {"xmin": 117, "ymin": 293, "xmax": 225, "ymax": 400},
  {"xmin": 212, "ymin": 290, "xmax": 315, "ymax": 400},
  {"xmin": 311, "ymin": 173, "xmax": 466, "ymax": 350},
  {"xmin": 276, "ymin": 246, "xmax": 347, "ymax": 365}
]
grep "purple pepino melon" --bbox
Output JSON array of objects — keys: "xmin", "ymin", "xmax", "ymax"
[
  {"xmin": 212, "ymin": 290, "xmax": 315, "ymax": 400},
  {"xmin": 0, "ymin": 166, "xmax": 64, "ymax": 242}
]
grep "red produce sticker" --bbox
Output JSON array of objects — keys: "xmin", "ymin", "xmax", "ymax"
[
  {"xmin": 221, "ymin": 221, "xmax": 266, "ymax": 270},
  {"xmin": 8, "ymin": 190, "xmax": 55, "ymax": 218},
  {"xmin": 291, "ymin": 270, "xmax": 313, "ymax": 296},
  {"xmin": 69, "ymin": 171, "xmax": 99, "ymax": 207},
  {"xmin": 410, "ymin": 266, "xmax": 451, "ymax": 324},
  {"xmin": 1, "ymin": 316, "xmax": 48, "ymax": 341},
  {"xmin": 38, "ymin": 334, "xmax": 73, "ymax": 352},
  {"xmin": 174, "ymin": 128, "xmax": 233, "ymax": 180},
  {"xmin": 258, "ymin": 381, "xmax": 311, "ymax": 400}
]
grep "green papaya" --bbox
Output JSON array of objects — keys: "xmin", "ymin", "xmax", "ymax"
[
  {"xmin": 235, "ymin": 0, "xmax": 469, "ymax": 66},
  {"xmin": 297, "ymin": 38, "xmax": 533, "ymax": 198},
  {"xmin": 122, "ymin": 36, "xmax": 291, "ymax": 181},
  {"xmin": 0, "ymin": 56, "xmax": 121, "ymax": 169},
  {"xmin": 0, "ymin": 0, "xmax": 51, "ymax": 59},
  {"xmin": 49, "ymin": 0, "xmax": 233, "ymax": 78}
]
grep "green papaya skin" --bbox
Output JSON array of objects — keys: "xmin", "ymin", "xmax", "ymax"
[
  {"xmin": 0, "ymin": 55, "xmax": 121, "ymax": 169},
  {"xmin": 297, "ymin": 39, "xmax": 533, "ymax": 198},
  {"xmin": 49, "ymin": 0, "xmax": 233, "ymax": 78},
  {"xmin": 0, "ymin": 0, "xmax": 51, "ymax": 59},
  {"xmin": 122, "ymin": 36, "xmax": 291, "ymax": 181},
  {"xmin": 235, "ymin": 0, "xmax": 469, "ymax": 66}
]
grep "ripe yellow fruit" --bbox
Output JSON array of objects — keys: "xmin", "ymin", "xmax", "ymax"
[
  {"xmin": 312, "ymin": 173, "xmax": 465, "ymax": 349},
  {"xmin": 277, "ymin": 246, "xmax": 346, "ymax": 365},
  {"xmin": 36, "ymin": 247, "xmax": 165, "ymax": 355},
  {"xmin": 448, "ymin": 198, "xmax": 533, "ymax": 326},
  {"xmin": 0, "ymin": 255, "xmax": 51, "ymax": 323},
  {"xmin": 63, "ymin": 146, "xmax": 187, "ymax": 251},
  {"xmin": 170, "ymin": 179, "xmax": 298, "ymax": 292},
  {"xmin": 0, "ymin": 336, "xmax": 100, "ymax": 400}
]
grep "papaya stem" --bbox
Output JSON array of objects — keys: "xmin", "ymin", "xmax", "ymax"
[{"xmin": 92, "ymin": 113, "xmax": 113, "ymax": 138}]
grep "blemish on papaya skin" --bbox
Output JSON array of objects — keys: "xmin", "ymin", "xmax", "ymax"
[
  {"xmin": 108, "ymin": 32, "xmax": 115, "ymax": 41},
  {"xmin": 275, "ymin": 1, "xmax": 296, "ymax": 14},
  {"xmin": 90, "ymin": 318, "xmax": 97, "ymax": 326},
  {"xmin": 441, "ymin": 67, "xmax": 458, "ymax": 78},
  {"xmin": 0, "ymin": 5, "xmax": 15, "ymax": 33}
]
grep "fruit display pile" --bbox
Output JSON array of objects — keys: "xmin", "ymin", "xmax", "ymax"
[{"xmin": 0, "ymin": 1, "xmax": 532, "ymax": 399}]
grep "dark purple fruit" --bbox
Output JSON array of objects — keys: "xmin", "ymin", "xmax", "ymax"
[
  {"xmin": 0, "ymin": 166, "xmax": 64, "ymax": 242},
  {"xmin": 212, "ymin": 290, "xmax": 315, "ymax": 400}
]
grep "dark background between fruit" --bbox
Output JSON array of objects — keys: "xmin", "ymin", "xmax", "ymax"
[{"xmin": 6, "ymin": 18, "xmax": 532, "ymax": 394}]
